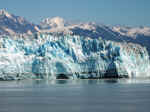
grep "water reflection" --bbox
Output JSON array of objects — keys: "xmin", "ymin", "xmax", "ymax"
[
  {"xmin": 1, "ymin": 78, "xmax": 150, "ymax": 87},
  {"xmin": 55, "ymin": 80, "xmax": 68, "ymax": 84},
  {"xmin": 0, "ymin": 79, "xmax": 150, "ymax": 112},
  {"xmin": 104, "ymin": 79, "xmax": 118, "ymax": 83}
]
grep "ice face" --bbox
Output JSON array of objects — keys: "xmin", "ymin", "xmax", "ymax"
[{"xmin": 0, "ymin": 34, "xmax": 149, "ymax": 80}]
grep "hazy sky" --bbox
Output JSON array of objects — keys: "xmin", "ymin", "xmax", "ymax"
[{"xmin": 0, "ymin": 0, "xmax": 150, "ymax": 26}]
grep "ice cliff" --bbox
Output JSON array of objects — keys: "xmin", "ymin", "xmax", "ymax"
[{"xmin": 0, "ymin": 33, "xmax": 150, "ymax": 80}]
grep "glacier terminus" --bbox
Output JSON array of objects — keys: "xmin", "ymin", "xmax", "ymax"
[{"xmin": 0, "ymin": 33, "xmax": 149, "ymax": 80}]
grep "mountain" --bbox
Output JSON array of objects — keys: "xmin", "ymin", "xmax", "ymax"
[
  {"xmin": 112, "ymin": 26, "xmax": 150, "ymax": 37},
  {"xmin": 40, "ymin": 17, "xmax": 70, "ymax": 29},
  {"xmin": 39, "ymin": 17, "xmax": 150, "ymax": 41},
  {"xmin": 39, "ymin": 17, "xmax": 73, "ymax": 34},
  {"xmin": 0, "ymin": 9, "xmax": 39, "ymax": 35}
]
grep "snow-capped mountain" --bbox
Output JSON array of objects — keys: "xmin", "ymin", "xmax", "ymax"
[
  {"xmin": 0, "ymin": 9, "xmax": 150, "ymax": 39},
  {"xmin": 0, "ymin": 9, "xmax": 38, "ymax": 35},
  {"xmin": 39, "ymin": 16, "xmax": 150, "ymax": 40},
  {"xmin": 0, "ymin": 9, "xmax": 150, "ymax": 41},
  {"xmin": 40, "ymin": 17, "xmax": 70, "ymax": 29},
  {"xmin": 39, "ymin": 17, "xmax": 124, "ymax": 41}
]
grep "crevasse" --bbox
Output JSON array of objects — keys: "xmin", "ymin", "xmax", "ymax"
[{"xmin": 0, "ymin": 34, "xmax": 149, "ymax": 80}]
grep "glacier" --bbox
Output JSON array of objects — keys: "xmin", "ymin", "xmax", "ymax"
[{"xmin": 0, "ymin": 33, "xmax": 150, "ymax": 80}]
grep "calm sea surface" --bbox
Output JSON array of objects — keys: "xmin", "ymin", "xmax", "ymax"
[{"xmin": 0, "ymin": 79, "xmax": 150, "ymax": 112}]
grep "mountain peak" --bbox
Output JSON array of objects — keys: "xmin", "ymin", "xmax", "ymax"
[
  {"xmin": 0, "ymin": 9, "xmax": 38, "ymax": 35},
  {"xmin": 0, "ymin": 9, "xmax": 12, "ymax": 18},
  {"xmin": 41, "ymin": 17, "xmax": 66, "ymax": 28}
]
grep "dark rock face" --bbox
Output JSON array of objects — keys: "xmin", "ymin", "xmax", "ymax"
[{"xmin": 56, "ymin": 74, "xmax": 69, "ymax": 79}]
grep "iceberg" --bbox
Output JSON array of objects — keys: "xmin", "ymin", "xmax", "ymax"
[{"xmin": 0, "ymin": 34, "xmax": 149, "ymax": 80}]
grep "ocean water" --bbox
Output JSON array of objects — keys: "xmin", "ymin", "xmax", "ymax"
[{"xmin": 0, "ymin": 79, "xmax": 150, "ymax": 112}]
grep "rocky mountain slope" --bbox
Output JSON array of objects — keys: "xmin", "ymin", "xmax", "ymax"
[{"xmin": 0, "ymin": 9, "xmax": 39, "ymax": 35}]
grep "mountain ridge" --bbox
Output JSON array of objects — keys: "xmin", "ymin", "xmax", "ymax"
[
  {"xmin": 0, "ymin": 9, "xmax": 39, "ymax": 35},
  {"xmin": 0, "ymin": 9, "xmax": 150, "ymax": 37}
]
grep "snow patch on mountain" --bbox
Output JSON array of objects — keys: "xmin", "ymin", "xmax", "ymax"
[{"xmin": 112, "ymin": 26, "xmax": 150, "ymax": 37}]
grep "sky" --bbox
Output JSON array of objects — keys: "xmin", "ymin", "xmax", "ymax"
[{"xmin": 0, "ymin": 0, "xmax": 150, "ymax": 26}]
